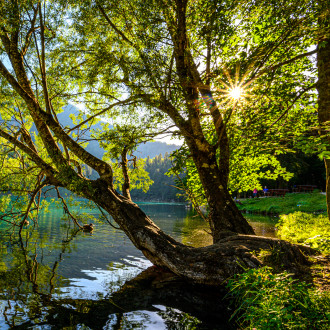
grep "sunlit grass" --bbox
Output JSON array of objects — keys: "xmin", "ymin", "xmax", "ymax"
[
  {"xmin": 277, "ymin": 212, "xmax": 330, "ymax": 254},
  {"xmin": 236, "ymin": 192, "xmax": 326, "ymax": 214},
  {"xmin": 227, "ymin": 267, "xmax": 330, "ymax": 329}
]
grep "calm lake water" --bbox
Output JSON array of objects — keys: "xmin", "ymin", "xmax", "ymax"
[{"xmin": 0, "ymin": 202, "xmax": 278, "ymax": 329}]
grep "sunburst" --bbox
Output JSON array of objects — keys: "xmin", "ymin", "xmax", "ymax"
[
  {"xmin": 193, "ymin": 63, "xmax": 257, "ymax": 133},
  {"xmin": 194, "ymin": 63, "xmax": 256, "ymax": 123},
  {"xmin": 214, "ymin": 63, "xmax": 254, "ymax": 107},
  {"xmin": 228, "ymin": 86, "xmax": 243, "ymax": 100}
]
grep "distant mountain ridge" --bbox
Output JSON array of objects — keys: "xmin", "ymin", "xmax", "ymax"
[{"xmin": 56, "ymin": 104, "xmax": 180, "ymax": 159}]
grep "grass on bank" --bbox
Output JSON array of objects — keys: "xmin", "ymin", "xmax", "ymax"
[
  {"xmin": 236, "ymin": 192, "xmax": 326, "ymax": 215},
  {"xmin": 227, "ymin": 211, "xmax": 330, "ymax": 329},
  {"xmin": 227, "ymin": 267, "xmax": 330, "ymax": 330}
]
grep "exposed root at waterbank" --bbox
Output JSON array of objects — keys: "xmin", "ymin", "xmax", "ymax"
[{"xmin": 138, "ymin": 234, "xmax": 318, "ymax": 286}]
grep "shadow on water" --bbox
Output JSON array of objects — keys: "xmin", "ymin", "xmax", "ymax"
[{"xmin": 0, "ymin": 202, "xmax": 277, "ymax": 329}]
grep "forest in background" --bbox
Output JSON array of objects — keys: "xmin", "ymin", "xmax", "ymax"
[{"xmin": 79, "ymin": 147, "xmax": 327, "ymax": 203}]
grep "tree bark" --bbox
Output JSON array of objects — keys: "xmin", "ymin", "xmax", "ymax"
[
  {"xmin": 161, "ymin": 2, "xmax": 255, "ymax": 240},
  {"xmin": 317, "ymin": 36, "xmax": 330, "ymax": 218},
  {"xmin": 120, "ymin": 147, "xmax": 131, "ymax": 200},
  {"xmin": 0, "ymin": 2, "xmax": 316, "ymax": 289},
  {"xmin": 185, "ymin": 138, "xmax": 255, "ymax": 241}
]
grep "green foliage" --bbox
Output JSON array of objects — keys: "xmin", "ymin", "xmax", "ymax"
[
  {"xmin": 0, "ymin": 194, "xmax": 11, "ymax": 213},
  {"xmin": 131, "ymin": 153, "xmax": 183, "ymax": 201},
  {"xmin": 169, "ymin": 142, "xmax": 297, "ymax": 207},
  {"xmin": 167, "ymin": 147, "xmax": 207, "ymax": 206},
  {"xmin": 237, "ymin": 193, "xmax": 326, "ymax": 214},
  {"xmin": 277, "ymin": 212, "xmax": 330, "ymax": 254},
  {"xmin": 229, "ymin": 153, "xmax": 293, "ymax": 193},
  {"xmin": 227, "ymin": 267, "xmax": 330, "ymax": 329},
  {"xmin": 109, "ymin": 158, "xmax": 153, "ymax": 193},
  {"xmin": 0, "ymin": 0, "xmax": 323, "ymax": 221},
  {"xmin": 98, "ymin": 122, "xmax": 153, "ymax": 161},
  {"xmin": 66, "ymin": 0, "xmax": 319, "ymax": 207},
  {"xmin": 99, "ymin": 123, "xmax": 157, "ymax": 194}
]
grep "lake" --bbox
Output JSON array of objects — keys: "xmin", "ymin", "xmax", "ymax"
[{"xmin": 0, "ymin": 202, "xmax": 278, "ymax": 329}]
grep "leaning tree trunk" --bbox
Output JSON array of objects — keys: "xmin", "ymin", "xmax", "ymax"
[
  {"xmin": 0, "ymin": 3, "xmax": 315, "ymax": 291},
  {"xmin": 81, "ymin": 178, "xmax": 312, "ymax": 285},
  {"xmin": 185, "ymin": 138, "xmax": 255, "ymax": 242},
  {"xmin": 317, "ymin": 36, "xmax": 330, "ymax": 219},
  {"xmin": 166, "ymin": 0, "xmax": 254, "ymax": 241}
]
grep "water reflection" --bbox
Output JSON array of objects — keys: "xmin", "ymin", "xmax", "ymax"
[
  {"xmin": 246, "ymin": 213, "xmax": 278, "ymax": 238},
  {"xmin": 0, "ymin": 202, "xmax": 277, "ymax": 329}
]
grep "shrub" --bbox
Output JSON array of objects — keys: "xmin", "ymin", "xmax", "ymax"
[{"xmin": 227, "ymin": 267, "xmax": 330, "ymax": 329}]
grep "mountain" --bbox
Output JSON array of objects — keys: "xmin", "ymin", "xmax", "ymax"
[{"xmin": 50, "ymin": 104, "xmax": 180, "ymax": 159}]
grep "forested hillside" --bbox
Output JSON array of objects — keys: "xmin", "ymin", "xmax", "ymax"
[
  {"xmin": 130, "ymin": 153, "xmax": 184, "ymax": 202},
  {"xmin": 55, "ymin": 106, "xmax": 183, "ymax": 202}
]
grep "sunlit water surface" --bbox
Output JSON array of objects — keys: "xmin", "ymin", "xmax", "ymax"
[{"xmin": 0, "ymin": 202, "xmax": 278, "ymax": 329}]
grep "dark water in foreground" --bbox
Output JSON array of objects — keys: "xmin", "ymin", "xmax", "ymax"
[{"xmin": 0, "ymin": 202, "xmax": 278, "ymax": 329}]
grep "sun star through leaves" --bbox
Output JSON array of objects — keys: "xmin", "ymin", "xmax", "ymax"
[
  {"xmin": 229, "ymin": 86, "xmax": 243, "ymax": 100},
  {"xmin": 214, "ymin": 63, "xmax": 255, "ymax": 108}
]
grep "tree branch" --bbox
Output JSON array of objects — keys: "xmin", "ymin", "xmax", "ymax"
[
  {"xmin": 67, "ymin": 98, "xmax": 138, "ymax": 133},
  {"xmin": 245, "ymin": 49, "xmax": 318, "ymax": 87},
  {"xmin": 22, "ymin": 3, "xmax": 40, "ymax": 55},
  {"xmin": 55, "ymin": 187, "xmax": 83, "ymax": 229},
  {"xmin": 0, "ymin": 57, "xmax": 69, "ymax": 170},
  {"xmin": 253, "ymin": 84, "xmax": 317, "ymax": 137},
  {"xmin": 96, "ymin": 2, "xmax": 134, "ymax": 46},
  {"xmin": 19, "ymin": 175, "xmax": 46, "ymax": 232},
  {"xmin": 0, "ymin": 127, "xmax": 59, "ymax": 181}
]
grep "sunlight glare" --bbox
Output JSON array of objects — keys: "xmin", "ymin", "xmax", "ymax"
[{"xmin": 229, "ymin": 86, "xmax": 242, "ymax": 100}]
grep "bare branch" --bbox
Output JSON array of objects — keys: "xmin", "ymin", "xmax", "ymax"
[
  {"xmin": 245, "ymin": 49, "xmax": 318, "ymax": 87},
  {"xmin": 67, "ymin": 98, "xmax": 139, "ymax": 133},
  {"xmin": 94, "ymin": 203, "xmax": 122, "ymax": 230},
  {"xmin": 55, "ymin": 187, "xmax": 83, "ymax": 229},
  {"xmin": 19, "ymin": 175, "xmax": 46, "ymax": 232}
]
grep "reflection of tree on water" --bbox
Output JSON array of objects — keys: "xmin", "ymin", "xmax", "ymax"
[
  {"xmin": 173, "ymin": 212, "xmax": 213, "ymax": 248},
  {"xmin": 44, "ymin": 267, "xmax": 233, "ymax": 329},
  {"xmin": 0, "ymin": 226, "xmax": 78, "ymax": 328},
  {"xmin": 0, "ymin": 229, "xmax": 234, "ymax": 329}
]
